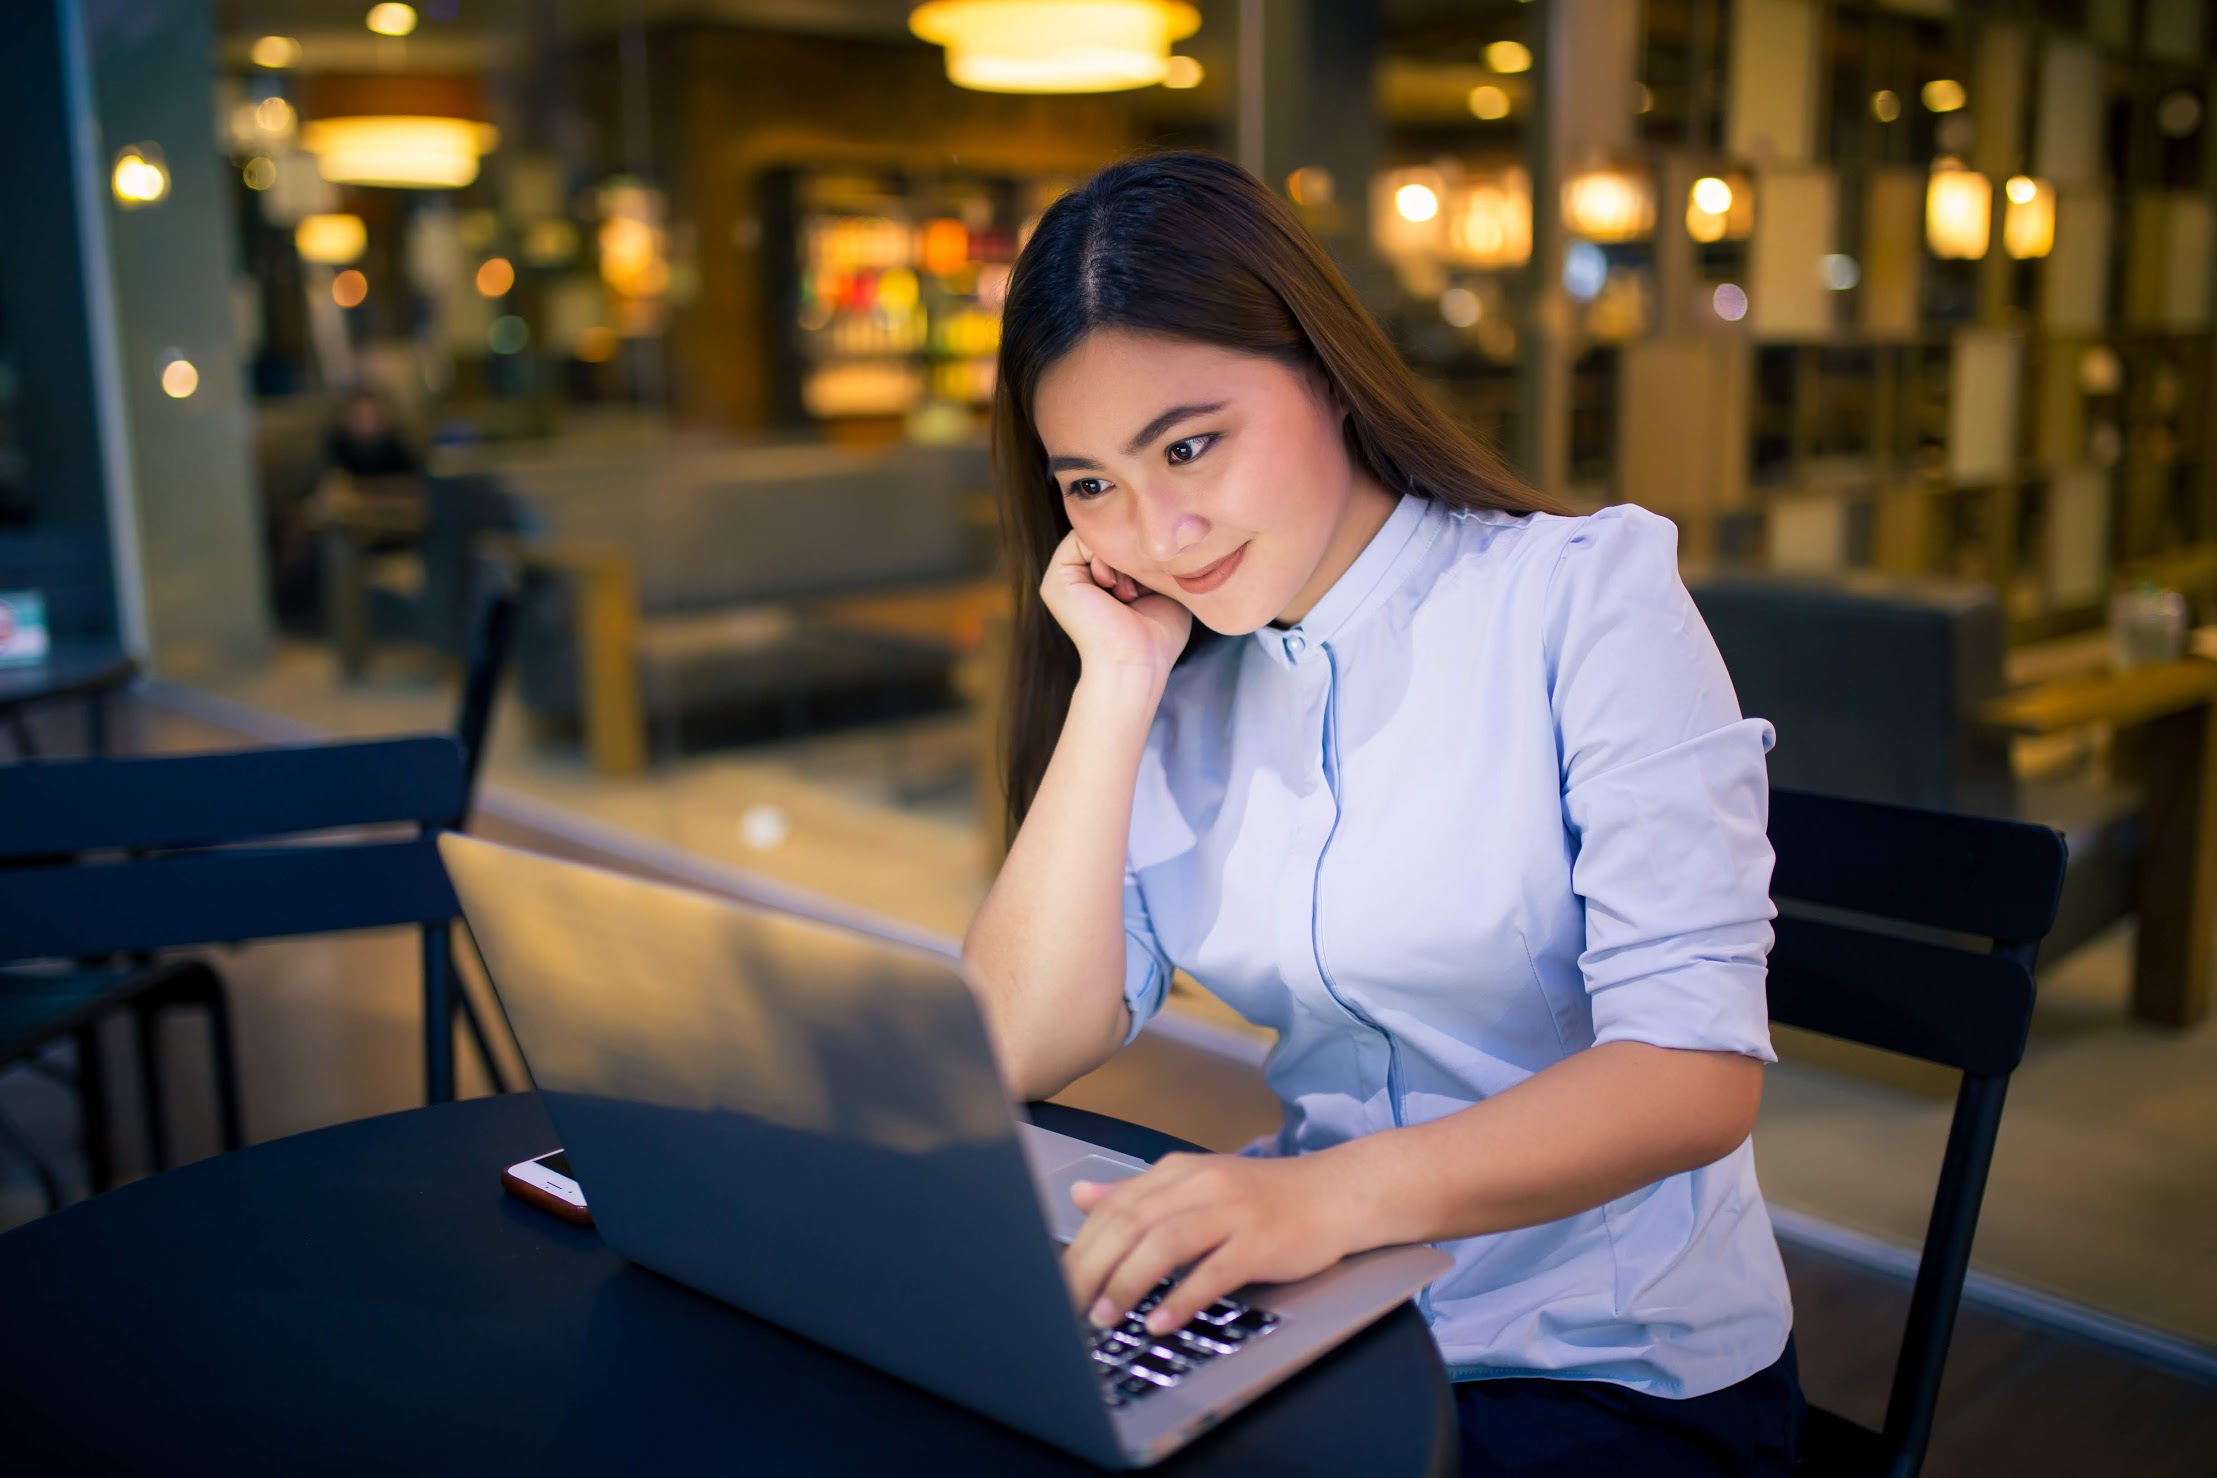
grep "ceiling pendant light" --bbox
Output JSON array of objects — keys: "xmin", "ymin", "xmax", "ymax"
[
  {"xmin": 908, "ymin": 1, "xmax": 1201, "ymax": 94},
  {"xmin": 299, "ymin": 76, "xmax": 499, "ymax": 190}
]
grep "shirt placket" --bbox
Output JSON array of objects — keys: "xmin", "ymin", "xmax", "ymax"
[{"xmin": 1272, "ymin": 640, "xmax": 1400, "ymax": 1135}]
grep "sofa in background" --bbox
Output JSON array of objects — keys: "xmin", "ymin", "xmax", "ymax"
[
  {"xmin": 484, "ymin": 438, "xmax": 996, "ymax": 773},
  {"xmin": 1687, "ymin": 570, "xmax": 2142, "ymax": 970}
]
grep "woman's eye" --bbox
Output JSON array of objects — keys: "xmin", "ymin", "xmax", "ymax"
[
  {"xmin": 1065, "ymin": 477, "xmax": 1109, "ymax": 500},
  {"xmin": 1165, "ymin": 434, "xmax": 1216, "ymax": 466}
]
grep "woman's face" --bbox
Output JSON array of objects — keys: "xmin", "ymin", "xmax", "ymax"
[{"xmin": 1031, "ymin": 328, "xmax": 1393, "ymax": 634}]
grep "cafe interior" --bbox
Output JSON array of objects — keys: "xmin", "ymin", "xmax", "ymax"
[{"xmin": 2, "ymin": 0, "xmax": 2214, "ymax": 1470}]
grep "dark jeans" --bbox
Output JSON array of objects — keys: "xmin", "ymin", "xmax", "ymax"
[{"xmin": 1454, "ymin": 1335, "xmax": 1806, "ymax": 1477}]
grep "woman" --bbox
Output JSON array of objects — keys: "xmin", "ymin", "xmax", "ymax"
[{"xmin": 961, "ymin": 151, "xmax": 1803, "ymax": 1476}]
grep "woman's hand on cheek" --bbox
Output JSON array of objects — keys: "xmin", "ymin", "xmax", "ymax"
[
  {"xmin": 1041, "ymin": 529, "xmax": 1192, "ymax": 681},
  {"xmin": 1061, "ymin": 1152, "xmax": 1362, "ymax": 1338}
]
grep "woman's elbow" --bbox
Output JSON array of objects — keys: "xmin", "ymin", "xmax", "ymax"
[{"xmin": 1691, "ymin": 1051, "xmax": 1764, "ymax": 1163}]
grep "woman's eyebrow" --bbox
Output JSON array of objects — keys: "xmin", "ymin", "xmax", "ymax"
[{"xmin": 1046, "ymin": 400, "xmax": 1227, "ymax": 472}]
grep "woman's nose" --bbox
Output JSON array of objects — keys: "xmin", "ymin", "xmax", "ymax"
[{"xmin": 1135, "ymin": 494, "xmax": 1207, "ymax": 566}]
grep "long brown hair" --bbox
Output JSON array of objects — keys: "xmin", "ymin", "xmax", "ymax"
[{"xmin": 991, "ymin": 149, "xmax": 1564, "ymax": 845}]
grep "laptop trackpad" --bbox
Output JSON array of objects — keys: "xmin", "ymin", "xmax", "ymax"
[{"xmin": 1038, "ymin": 1155, "xmax": 1145, "ymax": 1244}]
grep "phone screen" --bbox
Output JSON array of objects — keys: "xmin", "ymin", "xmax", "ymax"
[{"xmin": 534, "ymin": 1150, "xmax": 573, "ymax": 1179}]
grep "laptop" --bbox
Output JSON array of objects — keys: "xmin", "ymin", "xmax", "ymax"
[{"xmin": 439, "ymin": 833, "xmax": 1449, "ymax": 1469}]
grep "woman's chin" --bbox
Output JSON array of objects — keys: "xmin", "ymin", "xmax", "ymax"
[{"xmin": 1185, "ymin": 592, "xmax": 1281, "ymax": 637}]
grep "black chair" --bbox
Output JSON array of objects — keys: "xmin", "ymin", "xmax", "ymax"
[
  {"xmin": 1767, "ymin": 787, "xmax": 2068, "ymax": 1478},
  {"xmin": 0, "ymin": 582, "xmax": 520, "ymax": 1207},
  {"xmin": 0, "ymin": 736, "xmax": 476, "ymax": 1109}
]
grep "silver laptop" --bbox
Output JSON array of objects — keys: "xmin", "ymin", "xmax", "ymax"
[{"xmin": 439, "ymin": 833, "xmax": 1448, "ymax": 1469}]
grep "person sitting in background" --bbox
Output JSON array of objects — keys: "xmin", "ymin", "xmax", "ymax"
[{"xmin": 325, "ymin": 387, "xmax": 422, "ymax": 481}]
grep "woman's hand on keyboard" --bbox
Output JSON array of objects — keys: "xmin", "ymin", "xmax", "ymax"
[{"xmin": 1061, "ymin": 1151, "xmax": 1361, "ymax": 1337}]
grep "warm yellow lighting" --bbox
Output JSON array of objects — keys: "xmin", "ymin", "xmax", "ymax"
[
  {"xmin": 1440, "ymin": 287, "xmax": 1480, "ymax": 328},
  {"xmin": 1925, "ymin": 164, "xmax": 1991, "ymax": 259},
  {"xmin": 475, "ymin": 257, "xmax": 516, "ymax": 297},
  {"xmin": 1372, "ymin": 168, "xmax": 1447, "ymax": 259},
  {"xmin": 250, "ymin": 35, "xmax": 301, "ymax": 69},
  {"xmin": 575, "ymin": 324, "xmax": 619, "ymax": 363},
  {"xmin": 254, "ymin": 97, "xmax": 295, "ymax": 136},
  {"xmin": 1922, "ymin": 79, "xmax": 1966, "ymax": 114},
  {"xmin": 2002, "ymin": 177, "xmax": 2055, "ymax": 259},
  {"xmin": 160, "ymin": 358, "xmax": 199, "ymax": 399},
  {"xmin": 365, "ymin": 3, "xmax": 417, "ymax": 37},
  {"xmin": 242, "ymin": 157, "xmax": 278, "ymax": 190},
  {"xmin": 1468, "ymin": 84, "xmax": 1510, "ymax": 121},
  {"xmin": 522, "ymin": 219, "xmax": 579, "ymax": 265},
  {"xmin": 1684, "ymin": 172, "xmax": 1753, "ymax": 244},
  {"xmin": 301, "ymin": 116, "xmax": 500, "ymax": 189},
  {"xmin": 111, "ymin": 147, "xmax": 169, "ymax": 207},
  {"xmin": 332, "ymin": 269, "xmax": 369, "ymax": 307},
  {"xmin": 295, "ymin": 213, "xmax": 367, "ymax": 265},
  {"xmin": 1872, "ymin": 90, "xmax": 1901, "ymax": 123},
  {"xmin": 1634, "ymin": 82, "xmax": 1653, "ymax": 115},
  {"xmin": 599, "ymin": 181, "xmax": 670, "ymax": 298},
  {"xmin": 1563, "ymin": 166, "xmax": 1655, "ymax": 242},
  {"xmin": 1484, "ymin": 40, "xmax": 1531, "ymax": 74},
  {"xmin": 1446, "ymin": 171, "xmax": 1531, "ymax": 268},
  {"xmin": 908, "ymin": 1, "xmax": 1201, "ymax": 94},
  {"xmin": 1395, "ymin": 182, "xmax": 1440, "ymax": 223},
  {"xmin": 1286, "ymin": 167, "xmax": 1335, "ymax": 207},
  {"xmin": 1162, "ymin": 55, "xmax": 1202, "ymax": 89}
]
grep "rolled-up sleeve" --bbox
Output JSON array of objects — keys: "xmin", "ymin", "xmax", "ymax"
[
  {"xmin": 1542, "ymin": 505, "xmax": 1778, "ymax": 1062},
  {"xmin": 1120, "ymin": 862, "xmax": 1174, "ymax": 1044}
]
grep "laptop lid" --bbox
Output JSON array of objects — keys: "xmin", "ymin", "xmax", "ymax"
[{"xmin": 438, "ymin": 833, "xmax": 1125, "ymax": 1468}]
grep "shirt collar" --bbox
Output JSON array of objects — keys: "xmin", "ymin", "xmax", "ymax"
[{"xmin": 1252, "ymin": 491, "xmax": 1437, "ymax": 666}]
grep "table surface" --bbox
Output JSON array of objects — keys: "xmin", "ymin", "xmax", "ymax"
[
  {"xmin": 1981, "ymin": 655, "xmax": 2217, "ymax": 736},
  {"xmin": 0, "ymin": 1093, "xmax": 1453, "ymax": 1476},
  {"xmin": 0, "ymin": 639, "xmax": 135, "ymax": 709},
  {"xmin": 805, "ymin": 578, "xmax": 1011, "ymax": 655}
]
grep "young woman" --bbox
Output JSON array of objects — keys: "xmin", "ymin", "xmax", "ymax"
[{"xmin": 961, "ymin": 151, "xmax": 1804, "ymax": 1476}]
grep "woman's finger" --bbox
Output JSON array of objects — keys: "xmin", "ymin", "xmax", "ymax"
[
  {"xmin": 1144, "ymin": 1244, "xmax": 1246, "ymax": 1336},
  {"xmin": 1090, "ymin": 1213, "xmax": 1223, "ymax": 1329}
]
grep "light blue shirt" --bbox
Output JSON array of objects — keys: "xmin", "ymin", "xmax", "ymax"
[{"xmin": 1119, "ymin": 492, "xmax": 1793, "ymax": 1398}]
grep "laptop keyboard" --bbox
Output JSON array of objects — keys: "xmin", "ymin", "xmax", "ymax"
[{"xmin": 1086, "ymin": 1277, "xmax": 1279, "ymax": 1408}]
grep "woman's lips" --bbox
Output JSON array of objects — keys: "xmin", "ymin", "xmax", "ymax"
[{"xmin": 1172, "ymin": 542, "xmax": 1248, "ymax": 595}]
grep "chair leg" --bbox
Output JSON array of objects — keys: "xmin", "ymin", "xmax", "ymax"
[
  {"xmin": 452, "ymin": 986, "xmax": 511, "ymax": 1095},
  {"xmin": 202, "ymin": 974, "xmax": 246, "ymax": 1153},
  {"xmin": 0, "ymin": 1100, "xmax": 63, "ymax": 1214},
  {"xmin": 133, "ymin": 1002, "xmax": 172, "ymax": 1174},
  {"xmin": 72, "ymin": 1025, "xmax": 114, "ymax": 1195},
  {"xmin": 424, "ymin": 928, "xmax": 456, "ymax": 1106}
]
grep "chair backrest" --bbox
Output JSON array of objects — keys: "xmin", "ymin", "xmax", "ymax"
[
  {"xmin": 1692, "ymin": 571, "xmax": 2016, "ymax": 815},
  {"xmin": 0, "ymin": 736, "xmax": 466, "ymax": 964},
  {"xmin": 1766, "ymin": 786, "xmax": 2067, "ymax": 1477},
  {"xmin": 0, "ymin": 527, "xmax": 117, "ymax": 640}
]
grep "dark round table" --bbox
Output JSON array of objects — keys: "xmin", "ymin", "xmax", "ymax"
[
  {"xmin": 0, "ymin": 640, "xmax": 136, "ymax": 758},
  {"xmin": 0, "ymin": 1093, "xmax": 1455, "ymax": 1475}
]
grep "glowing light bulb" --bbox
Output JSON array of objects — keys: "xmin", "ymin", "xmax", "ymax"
[
  {"xmin": 1395, "ymin": 183, "xmax": 1440, "ymax": 223},
  {"xmin": 366, "ymin": 3, "xmax": 417, "ymax": 37}
]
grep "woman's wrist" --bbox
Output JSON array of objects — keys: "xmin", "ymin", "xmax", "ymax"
[
  {"xmin": 1072, "ymin": 660, "xmax": 1171, "ymax": 713},
  {"xmin": 1305, "ymin": 1128, "xmax": 1442, "ymax": 1255}
]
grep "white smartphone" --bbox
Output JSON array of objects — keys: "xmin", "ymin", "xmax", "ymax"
[{"xmin": 501, "ymin": 1148, "xmax": 593, "ymax": 1226}]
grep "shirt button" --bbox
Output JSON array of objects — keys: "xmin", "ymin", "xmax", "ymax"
[{"xmin": 1283, "ymin": 632, "xmax": 1306, "ymax": 658}]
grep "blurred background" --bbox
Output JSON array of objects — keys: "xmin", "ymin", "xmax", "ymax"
[{"xmin": 2, "ymin": 1, "xmax": 2215, "ymax": 1464}]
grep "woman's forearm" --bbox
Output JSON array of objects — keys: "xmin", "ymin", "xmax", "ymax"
[
  {"xmin": 1314, "ymin": 1041, "xmax": 1765, "ymax": 1251},
  {"xmin": 962, "ymin": 665, "xmax": 1165, "ymax": 1101}
]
